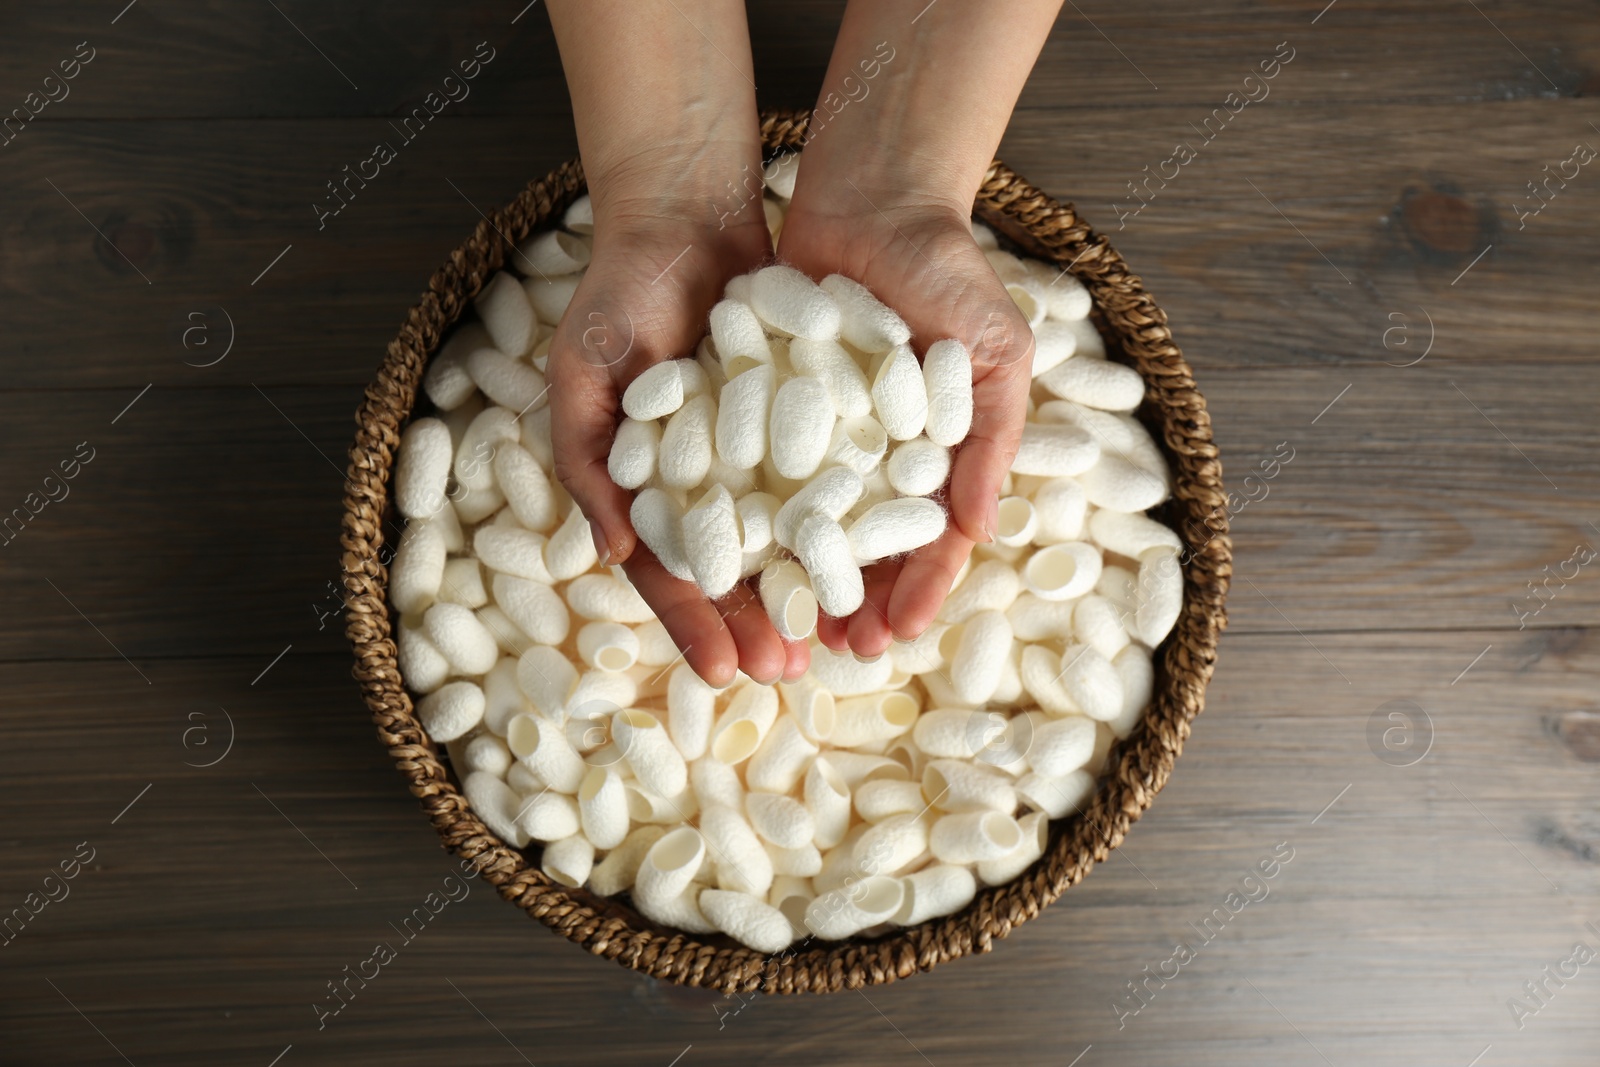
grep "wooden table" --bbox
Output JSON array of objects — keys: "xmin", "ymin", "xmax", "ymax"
[{"xmin": 2, "ymin": 2, "xmax": 1596, "ymax": 1064}]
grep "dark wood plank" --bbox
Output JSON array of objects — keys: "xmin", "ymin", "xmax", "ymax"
[
  {"xmin": 0, "ymin": 633, "xmax": 1594, "ymax": 1065},
  {"xmin": 4, "ymin": 1, "xmax": 1595, "ymax": 119},
  {"xmin": 1, "ymin": 100, "xmax": 1595, "ymax": 398}
]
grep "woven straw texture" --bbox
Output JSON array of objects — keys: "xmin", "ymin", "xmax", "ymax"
[{"xmin": 341, "ymin": 109, "xmax": 1231, "ymax": 994}]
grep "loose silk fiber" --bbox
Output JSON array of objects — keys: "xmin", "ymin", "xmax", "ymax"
[{"xmin": 342, "ymin": 109, "xmax": 1230, "ymax": 994}]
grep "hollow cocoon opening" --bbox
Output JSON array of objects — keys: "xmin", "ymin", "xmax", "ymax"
[
  {"xmin": 752, "ymin": 560, "xmax": 814, "ymax": 642},
  {"xmin": 976, "ymin": 810, "xmax": 1049, "ymax": 886},
  {"xmin": 928, "ymin": 811, "xmax": 1023, "ymax": 865},
  {"xmin": 576, "ymin": 621, "xmax": 640, "ymax": 673},
  {"xmin": 710, "ymin": 683, "xmax": 780, "ymax": 765},
  {"xmin": 1022, "ymin": 541, "xmax": 1103, "ymax": 602},
  {"xmin": 542, "ymin": 834, "xmax": 594, "ymax": 888},
  {"xmin": 804, "ymin": 875, "xmax": 905, "ymax": 940},
  {"xmin": 994, "ymin": 496, "xmax": 1038, "ymax": 548},
  {"xmin": 635, "ymin": 825, "xmax": 706, "ymax": 906},
  {"xmin": 778, "ymin": 677, "xmax": 837, "ymax": 742},
  {"xmin": 829, "ymin": 690, "xmax": 922, "ymax": 749},
  {"xmin": 515, "ymin": 228, "xmax": 590, "ymax": 276},
  {"xmin": 507, "ymin": 713, "xmax": 585, "ymax": 792},
  {"xmin": 589, "ymin": 825, "xmax": 667, "ymax": 897}
]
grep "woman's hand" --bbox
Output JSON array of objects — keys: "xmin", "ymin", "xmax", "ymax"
[
  {"xmin": 549, "ymin": 201, "xmax": 807, "ymax": 688},
  {"xmin": 777, "ymin": 191, "xmax": 1033, "ymax": 658},
  {"xmin": 545, "ymin": 0, "xmax": 808, "ymax": 687},
  {"xmin": 775, "ymin": 0, "xmax": 1062, "ymax": 658}
]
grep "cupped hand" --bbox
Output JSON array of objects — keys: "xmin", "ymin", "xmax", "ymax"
[
  {"xmin": 777, "ymin": 190, "xmax": 1034, "ymax": 658},
  {"xmin": 547, "ymin": 200, "xmax": 809, "ymax": 687}
]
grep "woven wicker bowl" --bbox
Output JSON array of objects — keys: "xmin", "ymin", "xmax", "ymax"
[{"xmin": 341, "ymin": 110, "xmax": 1231, "ymax": 994}]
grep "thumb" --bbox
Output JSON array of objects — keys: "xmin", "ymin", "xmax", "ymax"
[{"xmin": 547, "ymin": 305, "xmax": 641, "ymax": 566}]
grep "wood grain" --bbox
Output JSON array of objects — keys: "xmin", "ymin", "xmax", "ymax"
[
  {"xmin": 0, "ymin": 633, "xmax": 1594, "ymax": 1065},
  {"xmin": 1, "ymin": 1, "xmax": 1596, "ymax": 1064}
]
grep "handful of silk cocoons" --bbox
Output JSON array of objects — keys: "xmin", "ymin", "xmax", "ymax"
[
  {"xmin": 609, "ymin": 263, "xmax": 971, "ymax": 629},
  {"xmin": 391, "ymin": 159, "xmax": 1184, "ymax": 952}
]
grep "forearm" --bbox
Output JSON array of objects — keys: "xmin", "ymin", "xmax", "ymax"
[
  {"xmin": 547, "ymin": 0, "xmax": 762, "ymax": 222},
  {"xmin": 798, "ymin": 0, "xmax": 1062, "ymax": 210}
]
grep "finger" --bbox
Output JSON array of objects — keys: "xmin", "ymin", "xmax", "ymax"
[
  {"xmin": 620, "ymin": 546, "xmax": 739, "ymax": 688},
  {"xmin": 886, "ymin": 525, "xmax": 975, "ymax": 641},
  {"xmin": 781, "ymin": 637, "xmax": 811, "ymax": 681},
  {"xmin": 846, "ymin": 559, "xmax": 901, "ymax": 658},
  {"xmin": 717, "ymin": 581, "xmax": 787, "ymax": 685},
  {"xmin": 948, "ymin": 358, "xmax": 1030, "ymax": 543},
  {"xmin": 817, "ymin": 614, "xmax": 851, "ymax": 652},
  {"xmin": 547, "ymin": 354, "xmax": 637, "ymax": 566}
]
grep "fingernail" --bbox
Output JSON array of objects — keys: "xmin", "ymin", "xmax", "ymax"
[
  {"xmin": 589, "ymin": 520, "xmax": 612, "ymax": 566},
  {"xmin": 980, "ymin": 496, "xmax": 1000, "ymax": 543}
]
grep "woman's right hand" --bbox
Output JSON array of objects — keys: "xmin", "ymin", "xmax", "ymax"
[{"xmin": 547, "ymin": 181, "xmax": 806, "ymax": 688}]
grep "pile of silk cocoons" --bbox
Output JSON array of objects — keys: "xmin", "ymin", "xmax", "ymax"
[
  {"xmin": 607, "ymin": 257, "xmax": 970, "ymax": 629},
  {"xmin": 388, "ymin": 154, "xmax": 1184, "ymax": 954}
]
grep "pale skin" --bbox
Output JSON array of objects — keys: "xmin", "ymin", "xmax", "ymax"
[{"xmin": 546, "ymin": 0, "xmax": 1062, "ymax": 686}]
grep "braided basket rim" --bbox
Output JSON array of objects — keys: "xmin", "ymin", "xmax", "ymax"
[{"xmin": 341, "ymin": 109, "xmax": 1231, "ymax": 995}]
